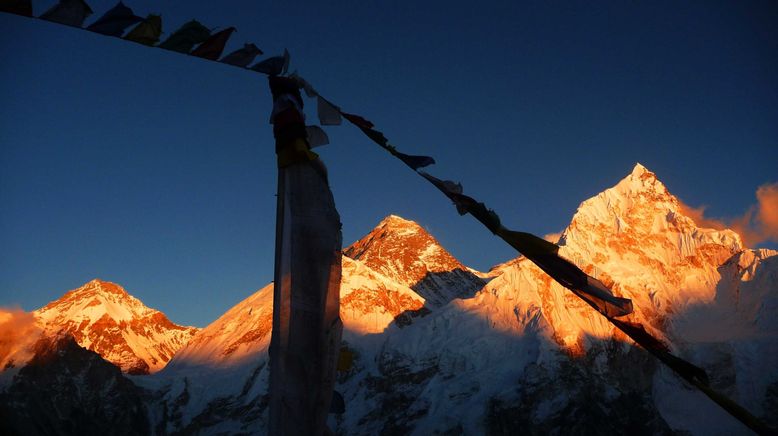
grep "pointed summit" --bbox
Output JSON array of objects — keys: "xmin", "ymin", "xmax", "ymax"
[
  {"xmin": 345, "ymin": 215, "xmax": 465, "ymax": 286},
  {"xmin": 81, "ymin": 278, "xmax": 129, "ymax": 296},
  {"xmin": 34, "ymin": 280, "xmax": 199, "ymax": 374},
  {"xmin": 557, "ymin": 164, "xmax": 742, "ymax": 320},
  {"xmin": 631, "ymin": 162, "xmax": 649, "ymax": 176},
  {"xmin": 345, "ymin": 215, "xmax": 485, "ymax": 307},
  {"xmin": 380, "ymin": 214, "xmax": 422, "ymax": 228},
  {"xmin": 609, "ymin": 162, "xmax": 670, "ymax": 201}
]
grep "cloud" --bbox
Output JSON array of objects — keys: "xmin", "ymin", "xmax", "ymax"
[
  {"xmin": 679, "ymin": 182, "xmax": 778, "ymax": 247},
  {"xmin": 756, "ymin": 183, "xmax": 778, "ymax": 241},
  {"xmin": 543, "ymin": 232, "xmax": 563, "ymax": 243},
  {"xmin": 677, "ymin": 203, "xmax": 728, "ymax": 231},
  {"xmin": 0, "ymin": 307, "xmax": 42, "ymax": 369}
]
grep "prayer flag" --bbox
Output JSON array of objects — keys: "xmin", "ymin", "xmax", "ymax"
[
  {"xmin": 251, "ymin": 49, "xmax": 290, "ymax": 76},
  {"xmin": 317, "ymin": 96, "xmax": 341, "ymax": 125},
  {"xmin": 124, "ymin": 14, "xmax": 162, "ymax": 46},
  {"xmin": 39, "ymin": 0, "xmax": 92, "ymax": 27},
  {"xmin": 158, "ymin": 19, "xmax": 210, "ymax": 53},
  {"xmin": 190, "ymin": 27, "xmax": 235, "ymax": 60},
  {"xmin": 306, "ymin": 125, "xmax": 329, "ymax": 148},
  {"xmin": 220, "ymin": 43, "xmax": 263, "ymax": 67},
  {"xmin": 86, "ymin": 1, "xmax": 142, "ymax": 36}
]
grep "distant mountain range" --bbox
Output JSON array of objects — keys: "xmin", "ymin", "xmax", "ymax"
[{"xmin": 1, "ymin": 164, "xmax": 776, "ymax": 435}]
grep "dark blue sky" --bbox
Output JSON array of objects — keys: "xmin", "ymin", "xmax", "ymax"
[{"xmin": 2, "ymin": 1, "xmax": 776, "ymax": 327}]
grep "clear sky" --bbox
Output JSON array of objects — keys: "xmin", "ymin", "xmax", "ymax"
[{"xmin": 1, "ymin": 0, "xmax": 776, "ymax": 327}]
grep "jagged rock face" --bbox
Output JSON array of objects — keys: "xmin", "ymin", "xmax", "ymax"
[
  {"xmin": 557, "ymin": 163, "xmax": 743, "ymax": 328},
  {"xmin": 481, "ymin": 164, "xmax": 748, "ymax": 351},
  {"xmin": 340, "ymin": 256, "xmax": 427, "ymax": 333},
  {"xmin": 34, "ymin": 279, "xmax": 199, "ymax": 374},
  {"xmin": 0, "ymin": 334, "xmax": 150, "ymax": 436},
  {"xmin": 345, "ymin": 215, "xmax": 486, "ymax": 307}
]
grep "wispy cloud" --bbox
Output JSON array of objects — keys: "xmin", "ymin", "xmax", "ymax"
[
  {"xmin": 0, "ymin": 307, "xmax": 42, "ymax": 368},
  {"xmin": 543, "ymin": 232, "xmax": 563, "ymax": 243},
  {"xmin": 679, "ymin": 182, "xmax": 778, "ymax": 247}
]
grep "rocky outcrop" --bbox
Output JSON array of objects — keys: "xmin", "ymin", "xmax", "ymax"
[{"xmin": 0, "ymin": 334, "xmax": 150, "ymax": 435}]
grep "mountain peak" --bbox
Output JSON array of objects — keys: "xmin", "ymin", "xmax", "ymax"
[
  {"xmin": 557, "ymin": 164, "xmax": 742, "ymax": 321},
  {"xmin": 611, "ymin": 162, "xmax": 669, "ymax": 200},
  {"xmin": 82, "ymin": 278, "xmax": 129, "ymax": 296},
  {"xmin": 345, "ymin": 215, "xmax": 485, "ymax": 307},
  {"xmin": 33, "ymin": 280, "xmax": 198, "ymax": 374},
  {"xmin": 631, "ymin": 162, "xmax": 649, "ymax": 176},
  {"xmin": 345, "ymin": 215, "xmax": 460, "ymax": 284},
  {"xmin": 377, "ymin": 214, "xmax": 424, "ymax": 234}
]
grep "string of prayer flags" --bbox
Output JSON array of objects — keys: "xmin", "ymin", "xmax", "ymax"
[
  {"xmin": 339, "ymin": 112, "xmax": 435, "ymax": 170},
  {"xmin": 39, "ymin": 0, "xmax": 92, "ymax": 27},
  {"xmin": 1, "ymin": 0, "xmax": 33, "ymax": 17},
  {"xmin": 576, "ymin": 276, "xmax": 634, "ymax": 318},
  {"xmin": 601, "ymin": 316, "xmax": 774, "ymax": 434},
  {"xmin": 158, "ymin": 19, "xmax": 210, "ymax": 53},
  {"xmin": 2, "ymin": 0, "xmax": 306, "ymax": 85},
  {"xmin": 394, "ymin": 151, "xmax": 435, "ymax": 170},
  {"xmin": 2, "ymin": 2, "xmax": 270, "ymax": 78},
  {"xmin": 333, "ymin": 93, "xmax": 634, "ymax": 319},
  {"xmin": 297, "ymin": 76, "xmax": 318, "ymax": 98},
  {"xmin": 341, "ymin": 112, "xmax": 390, "ymax": 147},
  {"xmin": 251, "ymin": 49, "xmax": 290, "ymax": 76},
  {"xmin": 417, "ymin": 169, "xmax": 632, "ymax": 318},
  {"xmin": 190, "ymin": 26, "xmax": 235, "ymax": 60},
  {"xmin": 609, "ymin": 318, "xmax": 709, "ymax": 385},
  {"xmin": 86, "ymin": 1, "xmax": 142, "ymax": 36},
  {"xmin": 124, "ymin": 14, "xmax": 161, "ymax": 46},
  {"xmin": 220, "ymin": 43, "xmax": 263, "ymax": 67},
  {"xmin": 417, "ymin": 171, "xmax": 499, "ymax": 229}
]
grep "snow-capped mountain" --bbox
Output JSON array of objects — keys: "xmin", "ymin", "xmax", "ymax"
[
  {"xmin": 33, "ymin": 279, "xmax": 199, "ymax": 374},
  {"xmin": 345, "ymin": 215, "xmax": 485, "ymax": 307},
  {"xmin": 2, "ymin": 163, "xmax": 776, "ymax": 435},
  {"xmin": 480, "ymin": 163, "xmax": 745, "ymax": 351}
]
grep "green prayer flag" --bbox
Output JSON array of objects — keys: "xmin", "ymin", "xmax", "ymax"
[
  {"xmin": 124, "ymin": 14, "xmax": 162, "ymax": 46},
  {"xmin": 158, "ymin": 20, "xmax": 210, "ymax": 54}
]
